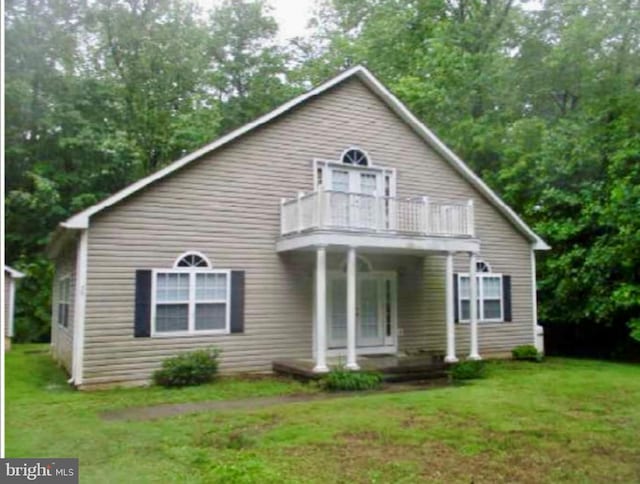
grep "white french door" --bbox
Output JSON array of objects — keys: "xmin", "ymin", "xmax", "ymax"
[
  {"xmin": 326, "ymin": 272, "xmax": 397, "ymax": 351},
  {"xmin": 327, "ymin": 167, "xmax": 383, "ymax": 229}
]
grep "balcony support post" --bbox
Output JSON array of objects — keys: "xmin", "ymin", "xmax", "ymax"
[
  {"xmin": 445, "ymin": 251, "xmax": 458, "ymax": 363},
  {"xmin": 346, "ymin": 245, "xmax": 359, "ymax": 370},
  {"xmin": 468, "ymin": 251, "xmax": 481, "ymax": 361},
  {"xmin": 313, "ymin": 245, "xmax": 329, "ymax": 373}
]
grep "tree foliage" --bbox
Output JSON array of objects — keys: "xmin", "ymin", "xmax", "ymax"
[{"xmin": 5, "ymin": 0, "xmax": 640, "ymax": 354}]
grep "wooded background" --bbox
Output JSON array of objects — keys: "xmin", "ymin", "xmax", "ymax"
[{"xmin": 5, "ymin": 0, "xmax": 640, "ymax": 357}]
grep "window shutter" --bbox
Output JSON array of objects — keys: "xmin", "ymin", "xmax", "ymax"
[
  {"xmin": 453, "ymin": 273, "xmax": 459, "ymax": 323},
  {"xmin": 230, "ymin": 271, "xmax": 245, "ymax": 334},
  {"xmin": 503, "ymin": 275, "xmax": 512, "ymax": 322},
  {"xmin": 134, "ymin": 270, "xmax": 152, "ymax": 337}
]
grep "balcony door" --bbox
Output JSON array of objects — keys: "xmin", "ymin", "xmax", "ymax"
[{"xmin": 327, "ymin": 167, "xmax": 383, "ymax": 229}]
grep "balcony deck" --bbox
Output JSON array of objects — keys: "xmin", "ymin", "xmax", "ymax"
[{"xmin": 277, "ymin": 189, "xmax": 480, "ymax": 253}]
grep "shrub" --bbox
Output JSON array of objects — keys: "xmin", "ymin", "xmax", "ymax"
[
  {"xmin": 450, "ymin": 360, "xmax": 486, "ymax": 380},
  {"xmin": 153, "ymin": 348, "xmax": 220, "ymax": 388},
  {"xmin": 512, "ymin": 345, "xmax": 543, "ymax": 362},
  {"xmin": 322, "ymin": 367, "xmax": 383, "ymax": 391}
]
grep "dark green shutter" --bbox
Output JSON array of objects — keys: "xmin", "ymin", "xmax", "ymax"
[
  {"xmin": 134, "ymin": 270, "xmax": 152, "ymax": 337},
  {"xmin": 503, "ymin": 275, "xmax": 512, "ymax": 322},
  {"xmin": 230, "ymin": 271, "xmax": 245, "ymax": 333},
  {"xmin": 453, "ymin": 273, "xmax": 459, "ymax": 323}
]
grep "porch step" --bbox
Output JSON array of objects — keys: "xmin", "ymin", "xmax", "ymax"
[
  {"xmin": 381, "ymin": 368, "xmax": 448, "ymax": 383},
  {"xmin": 273, "ymin": 356, "xmax": 450, "ymax": 383}
]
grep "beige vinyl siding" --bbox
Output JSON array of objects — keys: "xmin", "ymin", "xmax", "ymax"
[
  {"xmin": 51, "ymin": 241, "xmax": 76, "ymax": 372},
  {"xmin": 82, "ymin": 78, "xmax": 534, "ymax": 385}
]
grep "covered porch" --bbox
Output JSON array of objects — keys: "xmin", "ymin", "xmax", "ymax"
[
  {"xmin": 277, "ymin": 186, "xmax": 487, "ymax": 373},
  {"xmin": 301, "ymin": 245, "xmax": 485, "ymax": 373}
]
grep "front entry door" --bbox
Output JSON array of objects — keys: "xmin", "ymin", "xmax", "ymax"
[
  {"xmin": 327, "ymin": 272, "xmax": 396, "ymax": 350},
  {"xmin": 357, "ymin": 275, "xmax": 385, "ymax": 347}
]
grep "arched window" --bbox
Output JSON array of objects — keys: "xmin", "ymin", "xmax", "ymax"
[
  {"xmin": 173, "ymin": 251, "xmax": 211, "ymax": 268},
  {"xmin": 153, "ymin": 251, "xmax": 231, "ymax": 336},
  {"xmin": 340, "ymin": 255, "xmax": 373, "ymax": 273},
  {"xmin": 341, "ymin": 148, "xmax": 370, "ymax": 166},
  {"xmin": 476, "ymin": 260, "xmax": 492, "ymax": 273}
]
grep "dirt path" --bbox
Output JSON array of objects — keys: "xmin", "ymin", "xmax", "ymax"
[{"xmin": 101, "ymin": 380, "xmax": 448, "ymax": 422}]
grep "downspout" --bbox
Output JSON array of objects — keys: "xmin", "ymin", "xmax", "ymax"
[{"xmin": 70, "ymin": 229, "xmax": 88, "ymax": 386}]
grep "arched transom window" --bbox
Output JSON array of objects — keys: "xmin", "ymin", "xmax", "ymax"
[
  {"xmin": 476, "ymin": 260, "xmax": 491, "ymax": 273},
  {"xmin": 340, "ymin": 255, "xmax": 373, "ymax": 273},
  {"xmin": 174, "ymin": 251, "xmax": 211, "ymax": 268},
  {"xmin": 341, "ymin": 148, "xmax": 370, "ymax": 166}
]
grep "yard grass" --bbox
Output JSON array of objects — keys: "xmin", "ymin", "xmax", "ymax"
[{"xmin": 6, "ymin": 344, "xmax": 640, "ymax": 483}]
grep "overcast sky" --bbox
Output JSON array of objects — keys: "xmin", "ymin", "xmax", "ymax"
[
  {"xmin": 200, "ymin": 0, "xmax": 544, "ymax": 41},
  {"xmin": 199, "ymin": 0, "xmax": 316, "ymax": 40}
]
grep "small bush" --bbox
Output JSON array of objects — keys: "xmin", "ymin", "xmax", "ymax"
[
  {"xmin": 153, "ymin": 348, "xmax": 220, "ymax": 388},
  {"xmin": 322, "ymin": 367, "xmax": 382, "ymax": 391},
  {"xmin": 512, "ymin": 345, "xmax": 543, "ymax": 362},
  {"xmin": 450, "ymin": 360, "xmax": 486, "ymax": 380}
]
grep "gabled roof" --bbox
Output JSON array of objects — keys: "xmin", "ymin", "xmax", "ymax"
[
  {"xmin": 5, "ymin": 266, "xmax": 25, "ymax": 278},
  {"xmin": 60, "ymin": 65, "xmax": 549, "ymax": 250}
]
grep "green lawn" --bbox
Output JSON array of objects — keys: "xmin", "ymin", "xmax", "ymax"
[{"xmin": 6, "ymin": 345, "xmax": 640, "ymax": 483}]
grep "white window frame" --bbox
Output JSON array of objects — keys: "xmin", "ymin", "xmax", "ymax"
[
  {"xmin": 150, "ymin": 268, "xmax": 231, "ymax": 337},
  {"xmin": 313, "ymin": 159, "xmax": 396, "ymax": 197},
  {"xmin": 340, "ymin": 146, "xmax": 372, "ymax": 166},
  {"xmin": 57, "ymin": 275, "xmax": 71, "ymax": 328},
  {"xmin": 173, "ymin": 251, "xmax": 212, "ymax": 268},
  {"xmin": 457, "ymin": 273, "xmax": 504, "ymax": 323}
]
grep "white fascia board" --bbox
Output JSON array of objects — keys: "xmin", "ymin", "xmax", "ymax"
[{"xmin": 4, "ymin": 266, "xmax": 25, "ymax": 279}]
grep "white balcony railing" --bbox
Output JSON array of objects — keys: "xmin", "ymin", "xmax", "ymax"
[{"xmin": 280, "ymin": 189, "xmax": 474, "ymax": 237}]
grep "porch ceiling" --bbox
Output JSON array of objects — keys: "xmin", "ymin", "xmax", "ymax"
[{"xmin": 276, "ymin": 229, "xmax": 481, "ymax": 254}]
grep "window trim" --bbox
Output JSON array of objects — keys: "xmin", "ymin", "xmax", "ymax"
[
  {"xmin": 173, "ymin": 251, "xmax": 212, "ymax": 269},
  {"xmin": 150, "ymin": 268, "xmax": 231, "ymax": 337},
  {"xmin": 313, "ymin": 159, "xmax": 396, "ymax": 197},
  {"xmin": 457, "ymin": 273, "xmax": 504, "ymax": 323},
  {"xmin": 57, "ymin": 275, "xmax": 71, "ymax": 329},
  {"xmin": 340, "ymin": 146, "xmax": 371, "ymax": 166}
]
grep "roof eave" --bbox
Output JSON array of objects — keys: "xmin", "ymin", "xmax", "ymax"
[
  {"xmin": 5, "ymin": 266, "xmax": 25, "ymax": 278},
  {"xmin": 57, "ymin": 64, "xmax": 548, "ymax": 251}
]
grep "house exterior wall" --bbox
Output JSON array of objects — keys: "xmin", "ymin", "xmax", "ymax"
[
  {"xmin": 51, "ymin": 241, "xmax": 77, "ymax": 372},
  {"xmin": 80, "ymin": 77, "xmax": 535, "ymax": 386}
]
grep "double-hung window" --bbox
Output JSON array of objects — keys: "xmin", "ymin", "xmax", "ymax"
[
  {"xmin": 152, "ymin": 253, "xmax": 231, "ymax": 336},
  {"xmin": 58, "ymin": 277, "xmax": 71, "ymax": 328},
  {"xmin": 458, "ymin": 273, "xmax": 504, "ymax": 323}
]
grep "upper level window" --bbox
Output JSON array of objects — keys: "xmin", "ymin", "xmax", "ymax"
[
  {"xmin": 341, "ymin": 148, "xmax": 369, "ymax": 166},
  {"xmin": 174, "ymin": 252, "xmax": 211, "ymax": 268}
]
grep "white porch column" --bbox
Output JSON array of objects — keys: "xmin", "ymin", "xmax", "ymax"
[
  {"xmin": 346, "ymin": 246, "xmax": 360, "ymax": 370},
  {"xmin": 468, "ymin": 252, "xmax": 481, "ymax": 360},
  {"xmin": 313, "ymin": 245, "xmax": 329, "ymax": 373},
  {"xmin": 444, "ymin": 252, "xmax": 458, "ymax": 363}
]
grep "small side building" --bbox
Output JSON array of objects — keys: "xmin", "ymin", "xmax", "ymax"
[{"xmin": 4, "ymin": 266, "xmax": 25, "ymax": 351}]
